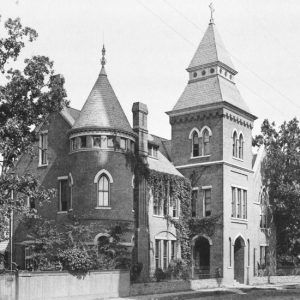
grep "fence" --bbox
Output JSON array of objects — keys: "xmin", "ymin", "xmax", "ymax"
[{"xmin": 0, "ymin": 270, "xmax": 130, "ymax": 300}]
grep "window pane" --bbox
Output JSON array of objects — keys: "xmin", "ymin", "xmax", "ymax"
[
  {"xmin": 93, "ymin": 136, "xmax": 101, "ymax": 148},
  {"xmin": 155, "ymin": 240, "xmax": 161, "ymax": 268},
  {"xmin": 107, "ymin": 137, "xmax": 114, "ymax": 148},
  {"xmin": 103, "ymin": 176, "xmax": 109, "ymax": 190},
  {"xmin": 60, "ymin": 179, "xmax": 68, "ymax": 211},
  {"xmin": 80, "ymin": 136, "xmax": 87, "ymax": 148},
  {"xmin": 103, "ymin": 192, "xmax": 109, "ymax": 206},
  {"xmin": 232, "ymin": 187, "xmax": 236, "ymax": 217},
  {"xmin": 98, "ymin": 192, "xmax": 104, "ymax": 206},
  {"xmin": 237, "ymin": 189, "xmax": 242, "ymax": 218},
  {"xmin": 163, "ymin": 240, "xmax": 168, "ymax": 270},
  {"xmin": 193, "ymin": 132, "xmax": 199, "ymax": 157},
  {"xmin": 204, "ymin": 189, "xmax": 211, "ymax": 217},
  {"xmin": 120, "ymin": 138, "xmax": 126, "ymax": 150},
  {"xmin": 192, "ymin": 190, "xmax": 197, "ymax": 217},
  {"xmin": 101, "ymin": 136, "xmax": 107, "ymax": 148}
]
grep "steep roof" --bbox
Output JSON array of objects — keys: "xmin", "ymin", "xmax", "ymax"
[
  {"xmin": 188, "ymin": 23, "xmax": 235, "ymax": 71},
  {"xmin": 148, "ymin": 151, "xmax": 182, "ymax": 177},
  {"xmin": 148, "ymin": 134, "xmax": 172, "ymax": 161},
  {"xmin": 172, "ymin": 75, "xmax": 250, "ymax": 112},
  {"xmin": 71, "ymin": 66, "xmax": 133, "ymax": 134},
  {"xmin": 169, "ymin": 21, "xmax": 254, "ymax": 117}
]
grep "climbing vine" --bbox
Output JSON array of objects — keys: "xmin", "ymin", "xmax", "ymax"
[{"xmin": 125, "ymin": 151, "xmax": 222, "ymax": 268}]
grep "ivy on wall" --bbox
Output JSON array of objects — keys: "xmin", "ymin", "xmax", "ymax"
[{"xmin": 125, "ymin": 151, "xmax": 222, "ymax": 267}]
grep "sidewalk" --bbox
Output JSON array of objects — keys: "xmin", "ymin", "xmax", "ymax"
[{"xmin": 109, "ymin": 282, "xmax": 300, "ymax": 300}]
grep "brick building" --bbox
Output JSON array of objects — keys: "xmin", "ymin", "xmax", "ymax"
[{"xmin": 11, "ymin": 17, "xmax": 267, "ymax": 284}]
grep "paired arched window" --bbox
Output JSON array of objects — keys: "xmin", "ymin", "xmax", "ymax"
[
  {"xmin": 190, "ymin": 127, "xmax": 212, "ymax": 157},
  {"xmin": 94, "ymin": 169, "xmax": 113, "ymax": 207},
  {"xmin": 232, "ymin": 130, "xmax": 244, "ymax": 160}
]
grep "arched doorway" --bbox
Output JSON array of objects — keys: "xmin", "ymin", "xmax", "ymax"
[
  {"xmin": 193, "ymin": 236, "xmax": 211, "ymax": 278},
  {"xmin": 234, "ymin": 236, "xmax": 245, "ymax": 283}
]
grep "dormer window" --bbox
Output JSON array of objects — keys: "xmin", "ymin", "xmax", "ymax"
[{"xmin": 148, "ymin": 144, "xmax": 158, "ymax": 158}]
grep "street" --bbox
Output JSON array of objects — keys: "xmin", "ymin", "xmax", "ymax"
[{"xmin": 188, "ymin": 285, "xmax": 300, "ymax": 300}]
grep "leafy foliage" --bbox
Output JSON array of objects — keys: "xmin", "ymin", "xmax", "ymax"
[
  {"xmin": 0, "ymin": 16, "xmax": 68, "ymax": 238},
  {"xmin": 255, "ymin": 118, "xmax": 300, "ymax": 260},
  {"xmin": 24, "ymin": 217, "xmax": 131, "ymax": 275}
]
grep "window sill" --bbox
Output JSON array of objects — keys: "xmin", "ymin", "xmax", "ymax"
[
  {"xmin": 95, "ymin": 206, "xmax": 112, "ymax": 210},
  {"xmin": 227, "ymin": 266, "xmax": 232, "ymax": 269},
  {"xmin": 253, "ymin": 202, "xmax": 261, "ymax": 205},
  {"xmin": 231, "ymin": 217, "xmax": 248, "ymax": 224},
  {"xmin": 38, "ymin": 164, "xmax": 48, "ymax": 168},
  {"xmin": 153, "ymin": 215, "xmax": 165, "ymax": 219},
  {"xmin": 232, "ymin": 157, "xmax": 244, "ymax": 162},
  {"xmin": 148, "ymin": 156, "xmax": 158, "ymax": 160},
  {"xmin": 190, "ymin": 155, "xmax": 211, "ymax": 159},
  {"xmin": 57, "ymin": 211, "xmax": 68, "ymax": 214}
]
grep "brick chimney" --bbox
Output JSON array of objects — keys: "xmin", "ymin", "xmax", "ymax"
[{"xmin": 132, "ymin": 102, "xmax": 148, "ymax": 157}]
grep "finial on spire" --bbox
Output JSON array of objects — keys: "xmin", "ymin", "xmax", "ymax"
[
  {"xmin": 101, "ymin": 44, "xmax": 106, "ymax": 67},
  {"xmin": 209, "ymin": 2, "xmax": 215, "ymax": 24}
]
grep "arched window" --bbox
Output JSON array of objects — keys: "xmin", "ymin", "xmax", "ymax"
[
  {"xmin": 202, "ymin": 129, "xmax": 210, "ymax": 155},
  {"xmin": 98, "ymin": 174, "xmax": 110, "ymax": 207},
  {"xmin": 192, "ymin": 131, "xmax": 199, "ymax": 157},
  {"xmin": 97, "ymin": 235, "xmax": 110, "ymax": 255},
  {"xmin": 239, "ymin": 134, "xmax": 244, "ymax": 159},
  {"xmin": 232, "ymin": 131, "xmax": 238, "ymax": 157}
]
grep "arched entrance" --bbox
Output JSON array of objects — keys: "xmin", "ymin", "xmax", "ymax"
[
  {"xmin": 234, "ymin": 236, "xmax": 245, "ymax": 283},
  {"xmin": 192, "ymin": 236, "xmax": 211, "ymax": 278}
]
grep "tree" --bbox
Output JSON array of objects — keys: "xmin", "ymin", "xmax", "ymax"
[
  {"xmin": 254, "ymin": 118, "xmax": 300, "ymax": 264},
  {"xmin": 0, "ymin": 16, "xmax": 68, "ymax": 239}
]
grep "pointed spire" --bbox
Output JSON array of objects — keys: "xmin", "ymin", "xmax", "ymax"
[
  {"xmin": 101, "ymin": 44, "xmax": 106, "ymax": 67},
  {"xmin": 100, "ymin": 44, "xmax": 107, "ymax": 76},
  {"xmin": 209, "ymin": 2, "xmax": 215, "ymax": 25}
]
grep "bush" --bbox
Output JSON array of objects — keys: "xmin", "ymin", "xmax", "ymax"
[
  {"xmin": 130, "ymin": 262, "xmax": 143, "ymax": 282},
  {"xmin": 58, "ymin": 247, "xmax": 95, "ymax": 275},
  {"xmin": 166, "ymin": 259, "xmax": 190, "ymax": 280},
  {"xmin": 154, "ymin": 268, "xmax": 166, "ymax": 282}
]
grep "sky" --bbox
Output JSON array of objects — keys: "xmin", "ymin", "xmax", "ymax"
[{"xmin": 1, "ymin": 0, "xmax": 300, "ymax": 139}]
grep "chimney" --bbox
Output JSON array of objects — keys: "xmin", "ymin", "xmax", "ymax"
[{"xmin": 132, "ymin": 102, "xmax": 148, "ymax": 157}]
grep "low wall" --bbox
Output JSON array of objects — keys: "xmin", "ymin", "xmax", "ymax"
[
  {"xmin": 130, "ymin": 278, "xmax": 224, "ymax": 296},
  {"xmin": 0, "ymin": 273, "xmax": 16, "ymax": 300},
  {"xmin": 251, "ymin": 275, "xmax": 300, "ymax": 286},
  {"xmin": 0, "ymin": 270, "xmax": 130, "ymax": 300}
]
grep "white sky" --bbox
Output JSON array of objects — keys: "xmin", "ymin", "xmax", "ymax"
[{"xmin": 2, "ymin": 0, "xmax": 300, "ymax": 139}]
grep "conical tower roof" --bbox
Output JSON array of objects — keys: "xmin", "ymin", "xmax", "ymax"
[{"xmin": 71, "ymin": 46, "xmax": 134, "ymax": 134}]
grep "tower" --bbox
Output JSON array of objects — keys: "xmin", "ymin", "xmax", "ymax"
[
  {"xmin": 68, "ymin": 46, "xmax": 136, "ymax": 243},
  {"xmin": 167, "ymin": 11, "xmax": 257, "ymax": 283}
]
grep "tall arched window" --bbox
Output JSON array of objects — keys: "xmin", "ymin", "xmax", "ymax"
[
  {"xmin": 192, "ymin": 131, "xmax": 199, "ymax": 157},
  {"xmin": 239, "ymin": 134, "xmax": 244, "ymax": 159},
  {"xmin": 232, "ymin": 131, "xmax": 238, "ymax": 157},
  {"xmin": 202, "ymin": 129, "xmax": 210, "ymax": 155},
  {"xmin": 98, "ymin": 174, "xmax": 110, "ymax": 207}
]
